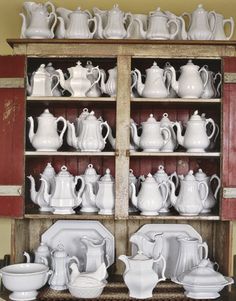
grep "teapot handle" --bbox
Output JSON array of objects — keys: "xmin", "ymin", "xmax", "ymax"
[
  {"xmin": 153, "ymin": 254, "xmax": 166, "ymax": 282},
  {"xmin": 199, "ymin": 66, "xmax": 209, "ymax": 89},
  {"xmin": 214, "ymin": 72, "xmax": 222, "ymax": 97},
  {"xmin": 86, "ymin": 66, "xmax": 101, "ymax": 94},
  {"xmin": 205, "ymin": 118, "xmax": 216, "ymax": 140},
  {"xmin": 157, "ymin": 181, "xmax": 169, "ymax": 208},
  {"xmin": 167, "ymin": 19, "xmax": 179, "ymax": 40},
  {"xmin": 88, "ymin": 17, "xmax": 97, "ymax": 37},
  {"xmin": 124, "ymin": 13, "xmax": 134, "ymax": 36},
  {"xmin": 223, "ymin": 17, "xmax": 235, "ymax": 40},
  {"xmin": 56, "ymin": 116, "xmax": 67, "ymax": 145},
  {"xmin": 44, "ymin": 1, "xmax": 55, "ymax": 13},
  {"xmin": 208, "ymin": 11, "xmax": 217, "ymax": 34},
  {"xmin": 131, "ymin": 70, "xmax": 138, "ymax": 92},
  {"xmin": 198, "ymin": 181, "xmax": 209, "ymax": 207},
  {"xmin": 100, "ymin": 121, "xmax": 110, "ymax": 143},
  {"xmin": 85, "ymin": 10, "xmax": 92, "ymax": 18},
  {"xmin": 160, "ymin": 127, "xmax": 171, "ymax": 148},
  {"xmin": 198, "ymin": 241, "xmax": 208, "ymax": 259},
  {"xmin": 169, "ymin": 171, "xmax": 179, "ymax": 189},
  {"xmin": 181, "ymin": 12, "xmax": 191, "ymax": 27},
  {"xmin": 210, "ymin": 174, "xmax": 221, "ymax": 199},
  {"xmin": 48, "ymin": 12, "xmax": 57, "ymax": 38},
  {"xmin": 75, "ymin": 176, "xmax": 85, "ymax": 206},
  {"xmin": 51, "ymin": 74, "xmax": 60, "ymax": 95}
]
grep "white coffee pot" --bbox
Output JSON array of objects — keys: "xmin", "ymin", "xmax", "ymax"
[
  {"xmin": 49, "ymin": 245, "xmax": 80, "ymax": 290},
  {"xmin": 28, "ymin": 109, "xmax": 67, "ymax": 151},
  {"xmin": 20, "ymin": 1, "xmax": 57, "ymax": 39},
  {"xmin": 28, "ymin": 162, "xmax": 55, "ymax": 212},
  {"xmin": 56, "ymin": 7, "xmax": 97, "ymax": 39},
  {"xmin": 165, "ymin": 11, "xmax": 187, "ymax": 40},
  {"xmin": 131, "ymin": 114, "xmax": 171, "ymax": 152},
  {"xmin": 183, "ymin": 4, "xmax": 217, "ymax": 40},
  {"xmin": 168, "ymin": 60, "xmax": 208, "ymax": 98},
  {"xmin": 160, "ymin": 113, "xmax": 178, "ymax": 152},
  {"xmin": 175, "ymin": 110, "xmax": 216, "ymax": 152},
  {"xmin": 137, "ymin": 7, "xmax": 179, "ymax": 39},
  {"xmin": 119, "ymin": 251, "xmax": 166, "ymax": 299},
  {"xmin": 27, "ymin": 64, "xmax": 59, "ymax": 97},
  {"xmin": 131, "ymin": 173, "xmax": 169, "ymax": 215},
  {"xmin": 42, "ymin": 166, "xmax": 85, "ymax": 214},
  {"xmin": 209, "ymin": 12, "xmax": 234, "ymax": 40},
  {"xmin": 195, "ymin": 169, "xmax": 221, "ymax": 213},
  {"xmin": 100, "ymin": 66, "xmax": 117, "ymax": 97},
  {"xmin": 134, "ymin": 62, "xmax": 169, "ymax": 98},
  {"xmin": 169, "ymin": 170, "xmax": 209, "ymax": 216},
  {"xmin": 80, "ymin": 164, "xmax": 100, "ymax": 213},
  {"xmin": 95, "ymin": 4, "xmax": 133, "ymax": 39},
  {"xmin": 56, "ymin": 61, "xmax": 101, "ymax": 97},
  {"xmin": 68, "ymin": 111, "xmax": 109, "ymax": 152},
  {"xmin": 154, "ymin": 165, "xmax": 179, "ymax": 213}
]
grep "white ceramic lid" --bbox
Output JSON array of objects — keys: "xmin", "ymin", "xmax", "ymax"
[
  {"xmin": 194, "ymin": 169, "xmax": 208, "ymax": 181},
  {"xmin": 189, "ymin": 110, "xmax": 202, "ymax": 121},
  {"xmin": 36, "ymin": 242, "xmax": 50, "ymax": 253},
  {"xmin": 184, "ymin": 170, "xmax": 195, "ymax": 181},
  {"xmin": 154, "ymin": 165, "xmax": 168, "ymax": 180},
  {"xmin": 85, "ymin": 111, "xmax": 98, "ymax": 121},
  {"xmin": 178, "ymin": 259, "xmax": 229, "ymax": 286},
  {"xmin": 143, "ymin": 173, "xmax": 156, "ymax": 183},
  {"xmin": 100, "ymin": 169, "xmax": 114, "ymax": 182},
  {"xmin": 160, "ymin": 113, "xmax": 171, "ymax": 126},
  {"xmin": 129, "ymin": 169, "xmax": 136, "ymax": 181},
  {"xmin": 42, "ymin": 163, "xmax": 55, "ymax": 177},
  {"xmin": 150, "ymin": 7, "xmax": 166, "ymax": 18},
  {"xmin": 39, "ymin": 109, "xmax": 55, "ymax": 118},
  {"xmin": 84, "ymin": 164, "xmax": 99, "ymax": 176},
  {"xmin": 57, "ymin": 166, "xmax": 72, "ymax": 178},
  {"xmin": 143, "ymin": 114, "xmax": 158, "ymax": 124},
  {"xmin": 131, "ymin": 250, "xmax": 150, "ymax": 261}
]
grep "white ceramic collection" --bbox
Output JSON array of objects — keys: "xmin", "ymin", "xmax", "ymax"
[
  {"xmin": 20, "ymin": 3, "xmax": 234, "ymax": 40},
  {"xmin": 28, "ymin": 162, "xmax": 115, "ymax": 215}
]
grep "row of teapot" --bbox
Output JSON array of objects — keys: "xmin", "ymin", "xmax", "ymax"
[
  {"xmin": 20, "ymin": 2, "xmax": 234, "ymax": 40},
  {"xmin": 129, "ymin": 168, "xmax": 220, "ymax": 216},
  {"xmin": 120, "ymin": 232, "xmax": 232, "ymax": 299},
  {"xmin": 28, "ymin": 163, "xmax": 115, "ymax": 215},
  {"xmin": 27, "ymin": 61, "xmax": 116, "ymax": 98},
  {"xmin": 132, "ymin": 60, "xmax": 222, "ymax": 99},
  {"xmin": 130, "ymin": 110, "xmax": 218, "ymax": 152}
]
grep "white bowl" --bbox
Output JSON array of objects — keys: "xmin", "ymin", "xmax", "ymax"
[
  {"xmin": 68, "ymin": 282, "xmax": 106, "ymax": 299},
  {"xmin": 0, "ymin": 263, "xmax": 51, "ymax": 301}
]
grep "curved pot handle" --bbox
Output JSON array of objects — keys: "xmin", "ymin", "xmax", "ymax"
[
  {"xmin": 158, "ymin": 181, "xmax": 169, "ymax": 208},
  {"xmin": 161, "ymin": 127, "xmax": 171, "ymax": 148},
  {"xmin": 198, "ymin": 181, "xmax": 209, "ymax": 207},
  {"xmin": 88, "ymin": 17, "xmax": 97, "ymax": 37},
  {"xmin": 223, "ymin": 17, "xmax": 235, "ymax": 40},
  {"xmin": 154, "ymin": 254, "xmax": 166, "ymax": 282},
  {"xmin": 75, "ymin": 176, "xmax": 85, "ymax": 206},
  {"xmin": 48, "ymin": 12, "xmax": 57, "ymax": 38},
  {"xmin": 100, "ymin": 121, "xmax": 110, "ymax": 143},
  {"xmin": 168, "ymin": 18, "xmax": 179, "ymax": 39},
  {"xmin": 198, "ymin": 241, "xmax": 208, "ymax": 259},
  {"xmin": 205, "ymin": 118, "xmax": 216, "ymax": 140},
  {"xmin": 56, "ymin": 116, "xmax": 67, "ymax": 145},
  {"xmin": 210, "ymin": 174, "xmax": 221, "ymax": 199},
  {"xmin": 199, "ymin": 66, "xmax": 209, "ymax": 89},
  {"xmin": 214, "ymin": 72, "xmax": 222, "ymax": 97},
  {"xmin": 51, "ymin": 74, "xmax": 60, "ymax": 95}
]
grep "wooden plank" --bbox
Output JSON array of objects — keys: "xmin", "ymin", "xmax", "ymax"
[
  {"xmin": 0, "ymin": 78, "xmax": 24, "ymax": 88},
  {"xmin": 0, "ymin": 56, "xmax": 25, "ymax": 77},
  {"xmin": 11, "ymin": 219, "xmax": 29, "ymax": 263},
  {"xmin": 115, "ymin": 55, "xmax": 131, "ymax": 219},
  {"xmin": 24, "ymin": 213, "xmax": 114, "ymax": 220},
  {"xmin": 130, "ymin": 152, "xmax": 221, "ymax": 157},
  {"xmin": 27, "ymin": 96, "xmax": 116, "ymax": 102},
  {"xmin": 114, "ymin": 221, "xmax": 128, "ymax": 274},
  {"xmin": 132, "ymin": 98, "xmax": 221, "ymax": 104},
  {"xmin": 25, "ymin": 151, "xmax": 115, "ymax": 157},
  {"xmin": 128, "ymin": 214, "xmax": 220, "ymax": 220}
]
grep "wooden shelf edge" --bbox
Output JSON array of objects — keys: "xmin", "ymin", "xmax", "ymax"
[
  {"xmin": 130, "ymin": 152, "xmax": 221, "ymax": 157},
  {"xmin": 25, "ymin": 151, "xmax": 115, "ymax": 156},
  {"xmin": 131, "ymin": 97, "xmax": 221, "ymax": 103},
  {"xmin": 128, "ymin": 214, "xmax": 220, "ymax": 221},
  {"xmin": 27, "ymin": 96, "xmax": 116, "ymax": 102},
  {"xmin": 24, "ymin": 213, "xmax": 114, "ymax": 220}
]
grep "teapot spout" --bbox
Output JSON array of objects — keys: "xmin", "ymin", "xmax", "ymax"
[
  {"xmin": 130, "ymin": 182, "xmax": 138, "ymax": 208},
  {"xmin": 19, "ymin": 13, "xmax": 27, "ymax": 38},
  {"xmin": 169, "ymin": 179, "xmax": 177, "ymax": 206},
  {"xmin": 107, "ymin": 124, "xmax": 116, "ymax": 149},
  {"xmin": 100, "ymin": 71, "xmax": 107, "ymax": 94},
  {"xmin": 27, "ymin": 116, "xmax": 35, "ymax": 143},
  {"xmin": 27, "ymin": 175, "xmax": 37, "ymax": 204},
  {"xmin": 174, "ymin": 121, "xmax": 184, "ymax": 147},
  {"xmin": 118, "ymin": 255, "xmax": 130, "ymax": 273},
  {"xmin": 130, "ymin": 122, "xmax": 140, "ymax": 148},
  {"xmin": 85, "ymin": 182, "xmax": 96, "ymax": 206},
  {"xmin": 23, "ymin": 251, "xmax": 31, "ymax": 263},
  {"xmin": 41, "ymin": 177, "xmax": 51, "ymax": 204},
  {"xmin": 134, "ymin": 68, "xmax": 145, "ymax": 96},
  {"xmin": 67, "ymin": 122, "xmax": 79, "ymax": 149},
  {"xmin": 56, "ymin": 68, "xmax": 66, "ymax": 90},
  {"xmin": 168, "ymin": 66, "xmax": 179, "ymax": 94},
  {"xmin": 94, "ymin": 12, "xmax": 104, "ymax": 39}
]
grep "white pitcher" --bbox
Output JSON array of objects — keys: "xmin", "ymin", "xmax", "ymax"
[{"xmin": 210, "ymin": 12, "xmax": 234, "ymax": 40}]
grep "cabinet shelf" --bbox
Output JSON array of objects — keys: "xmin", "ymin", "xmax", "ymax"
[
  {"xmin": 130, "ymin": 151, "xmax": 221, "ymax": 157},
  {"xmin": 24, "ymin": 212, "xmax": 114, "ymax": 220},
  {"xmin": 131, "ymin": 97, "xmax": 221, "ymax": 104},
  {"xmin": 27, "ymin": 96, "xmax": 116, "ymax": 103},
  {"xmin": 129, "ymin": 213, "xmax": 220, "ymax": 221},
  {"xmin": 25, "ymin": 151, "xmax": 115, "ymax": 157}
]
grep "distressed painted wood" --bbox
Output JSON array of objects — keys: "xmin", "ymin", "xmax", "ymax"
[
  {"xmin": 0, "ymin": 56, "xmax": 25, "ymax": 217},
  {"xmin": 221, "ymin": 57, "xmax": 236, "ymax": 220},
  {"xmin": 0, "ymin": 78, "xmax": 24, "ymax": 88}
]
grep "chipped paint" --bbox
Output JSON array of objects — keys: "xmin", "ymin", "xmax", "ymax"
[{"xmin": 3, "ymin": 99, "xmax": 16, "ymax": 123}]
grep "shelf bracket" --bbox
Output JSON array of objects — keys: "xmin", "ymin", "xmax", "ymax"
[
  {"xmin": 0, "ymin": 185, "xmax": 22, "ymax": 196},
  {"xmin": 223, "ymin": 187, "xmax": 236, "ymax": 198}
]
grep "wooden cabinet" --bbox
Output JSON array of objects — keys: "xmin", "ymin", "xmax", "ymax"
[{"xmin": 1, "ymin": 39, "xmax": 236, "ymax": 300}]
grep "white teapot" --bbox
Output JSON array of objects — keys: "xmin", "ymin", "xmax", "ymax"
[
  {"xmin": 131, "ymin": 114, "xmax": 171, "ymax": 152},
  {"xmin": 80, "ymin": 164, "xmax": 100, "ymax": 213},
  {"xmin": 183, "ymin": 4, "xmax": 216, "ymax": 40},
  {"xmin": 134, "ymin": 62, "xmax": 169, "ymax": 98},
  {"xmin": 131, "ymin": 173, "xmax": 169, "ymax": 215},
  {"xmin": 56, "ymin": 61, "xmax": 101, "ymax": 97},
  {"xmin": 169, "ymin": 170, "xmax": 209, "ymax": 216},
  {"xmin": 100, "ymin": 66, "xmax": 117, "ymax": 97},
  {"xmin": 195, "ymin": 169, "xmax": 221, "ymax": 213},
  {"xmin": 210, "ymin": 12, "xmax": 234, "ymax": 40},
  {"xmin": 137, "ymin": 7, "xmax": 179, "ymax": 39},
  {"xmin": 56, "ymin": 7, "xmax": 97, "ymax": 39},
  {"xmin": 42, "ymin": 166, "xmax": 85, "ymax": 214},
  {"xmin": 168, "ymin": 60, "xmax": 208, "ymax": 98},
  {"xmin": 119, "ymin": 251, "xmax": 166, "ymax": 299},
  {"xmin": 20, "ymin": 1, "xmax": 57, "ymax": 39},
  {"xmin": 28, "ymin": 109, "xmax": 67, "ymax": 151},
  {"xmin": 27, "ymin": 162, "xmax": 55, "ymax": 212},
  {"xmin": 27, "ymin": 64, "xmax": 59, "ymax": 97},
  {"xmin": 175, "ymin": 110, "xmax": 216, "ymax": 152},
  {"xmin": 95, "ymin": 4, "xmax": 133, "ymax": 39},
  {"xmin": 68, "ymin": 111, "xmax": 109, "ymax": 152}
]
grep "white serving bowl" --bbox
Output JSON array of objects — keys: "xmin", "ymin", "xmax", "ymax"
[
  {"xmin": 0, "ymin": 263, "xmax": 51, "ymax": 301},
  {"xmin": 68, "ymin": 281, "xmax": 106, "ymax": 299}
]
